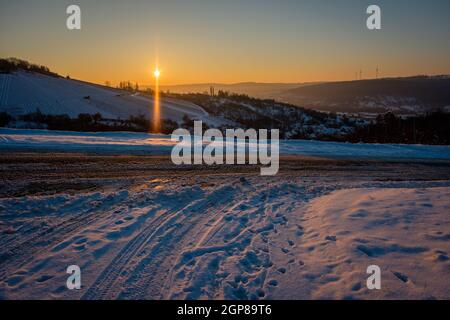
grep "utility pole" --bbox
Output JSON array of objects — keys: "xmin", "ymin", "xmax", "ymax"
[{"xmin": 376, "ymin": 66, "xmax": 379, "ymax": 79}]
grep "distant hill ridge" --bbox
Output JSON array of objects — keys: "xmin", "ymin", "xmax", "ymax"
[{"xmin": 279, "ymin": 76, "xmax": 450, "ymax": 115}]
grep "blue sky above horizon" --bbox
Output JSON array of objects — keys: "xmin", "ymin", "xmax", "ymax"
[{"xmin": 1, "ymin": 0, "xmax": 449, "ymax": 85}]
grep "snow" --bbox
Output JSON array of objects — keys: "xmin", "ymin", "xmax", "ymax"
[
  {"xmin": 1, "ymin": 128, "xmax": 450, "ymax": 161},
  {"xmin": 0, "ymin": 128, "xmax": 175, "ymax": 154},
  {"xmin": 280, "ymin": 139, "xmax": 450, "ymax": 160},
  {"xmin": 1, "ymin": 68, "xmax": 449, "ymax": 301},
  {"xmin": 0, "ymin": 71, "xmax": 221, "ymax": 125},
  {"xmin": 1, "ymin": 166, "xmax": 449, "ymax": 299},
  {"xmin": 271, "ymin": 187, "xmax": 450, "ymax": 299},
  {"xmin": 0, "ymin": 127, "xmax": 449, "ymax": 300}
]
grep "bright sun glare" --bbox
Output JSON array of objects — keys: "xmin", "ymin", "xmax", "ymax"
[{"xmin": 154, "ymin": 69, "xmax": 160, "ymax": 78}]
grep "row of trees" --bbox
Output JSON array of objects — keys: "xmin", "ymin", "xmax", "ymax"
[
  {"xmin": 0, "ymin": 58, "xmax": 59, "ymax": 77},
  {"xmin": 349, "ymin": 112, "xmax": 450, "ymax": 144},
  {"xmin": 2, "ymin": 109, "xmax": 449, "ymax": 144},
  {"xmin": 2, "ymin": 110, "xmax": 180, "ymax": 134},
  {"xmin": 0, "ymin": 112, "xmax": 12, "ymax": 127},
  {"xmin": 116, "ymin": 81, "xmax": 139, "ymax": 92}
]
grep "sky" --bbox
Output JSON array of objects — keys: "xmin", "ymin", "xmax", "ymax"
[{"xmin": 1, "ymin": 0, "xmax": 450, "ymax": 85}]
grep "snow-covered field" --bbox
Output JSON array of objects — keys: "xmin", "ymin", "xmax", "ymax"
[
  {"xmin": 2, "ymin": 128, "xmax": 450, "ymax": 161},
  {"xmin": 0, "ymin": 152, "xmax": 449, "ymax": 300},
  {"xmin": 273, "ymin": 187, "xmax": 450, "ymax": 299},
  {"xmin": 0, "ymin": 124, "xmax": 449, "ymax": 300}
]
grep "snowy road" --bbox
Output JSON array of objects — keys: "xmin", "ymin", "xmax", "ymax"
[{"xmin": 0, "ymin": 154, "xmax": 449, "ymax": 299}]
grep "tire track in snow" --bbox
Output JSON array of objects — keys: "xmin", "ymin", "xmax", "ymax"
[
  {"xmin": 0, "ymin": 191, "xmax": 130, "ymax": 281},
  {"xmin": 81, "ymin": 203, "xmax": 194, "ymax": 299},
  {"xmin": 119, "ymin": 184, "xmax": 241, "ymax": 299},
  {"xmin": 160, "ymin": 180, "xmax": 262, "ymax": 298},
  {"xmin": 164, "ymin": 180, "xmax": 297, "ymax": 299},
  {"xmin": 81, "ymin": 185, "xmax": 233, "ymax": 299}
]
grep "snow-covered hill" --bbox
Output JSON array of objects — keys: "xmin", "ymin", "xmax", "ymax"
[{"xmin": 0, "ymin": 71, "xmax": 221, "ymax": 125}]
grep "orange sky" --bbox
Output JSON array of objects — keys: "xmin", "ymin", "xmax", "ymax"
[{"xmin": 1, "ymin": 0, "xmax": 450, "ymax": 86}]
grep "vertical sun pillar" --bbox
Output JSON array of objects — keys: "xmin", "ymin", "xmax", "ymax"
[{"xmin": 152, "ymin": 69, "xmax": 161, "ymax": 133}]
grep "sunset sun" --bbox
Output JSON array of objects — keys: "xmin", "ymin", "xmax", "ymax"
[{"xmin": 153, "ymin": 69, "xmax": 160, "ymax": 78}]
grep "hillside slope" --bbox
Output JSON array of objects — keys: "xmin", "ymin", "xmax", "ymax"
[{"xmin": 0, "ymin": 71, "xmax": 219, "ymax": 125}]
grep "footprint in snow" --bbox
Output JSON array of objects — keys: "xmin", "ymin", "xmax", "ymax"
[
  {"xmin": 36, "ymin": 275, "xmax": 54, "ymax": 283},
  {"xmin": 6, "ymin": 275, "xmax": 25, "ymax": 287},
  {"xmin": 434, "ymin": 251, "xmax": 449, "ymax": 262},
  {"xmin": 267, "ymin": 279, "xmax": 278, "ymax": 287},
  {"xmin": 256, "ymin": 289, "xmax": 265, "ymax": 298},
  {"xmin": 392, "ymin": 271, "xmax": 409, "ymax": 283},
  {"xmin": 277, "ymin": 267, "xmax": 286, "ymax": 274},
  {"xmin": 351, "ymin": 282, "xmax": 362, "ymax": 291}
]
